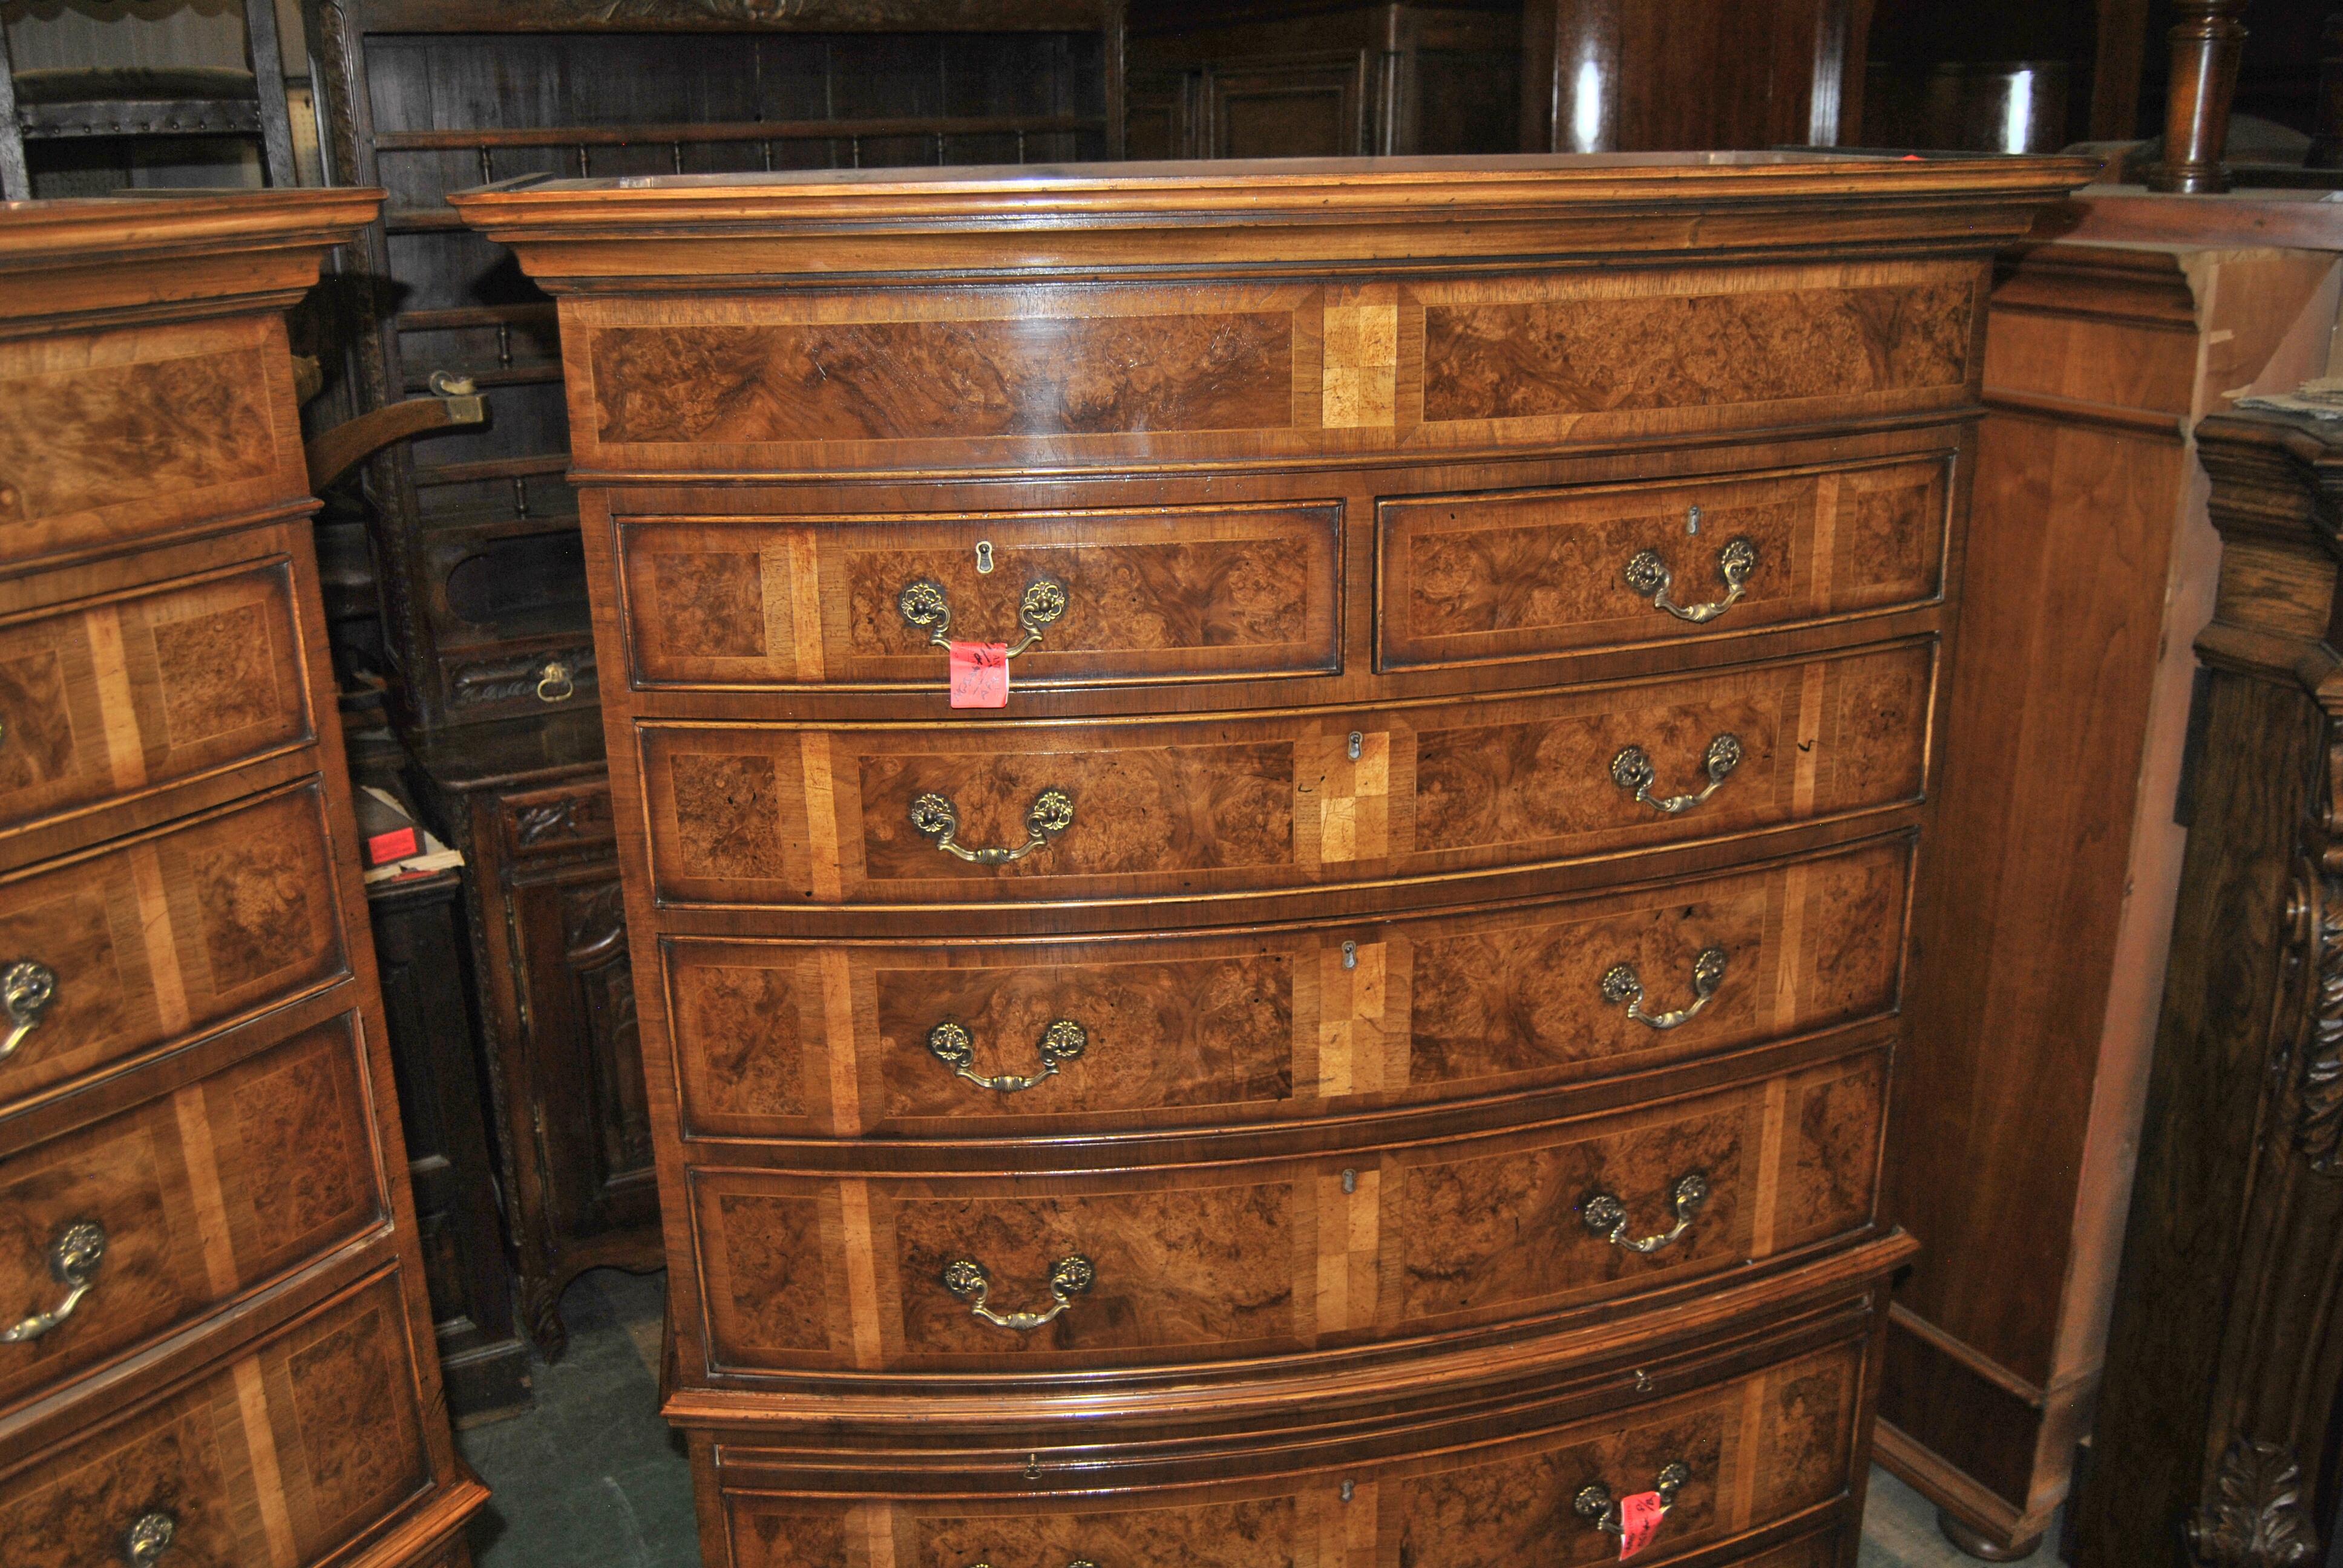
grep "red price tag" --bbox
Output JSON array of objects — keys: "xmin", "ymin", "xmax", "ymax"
[
  {"xmin": 949, "ymin": 641, "xmax": 1009, "ymax": 708},
  {"xmin": 1616, "ymin": 1492, "xmax": 1666, "ymax": 1561}
]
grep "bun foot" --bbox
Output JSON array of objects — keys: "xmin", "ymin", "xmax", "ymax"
[{"xmin": 1938, "ymin": 1508, "xmax": 2043, "ymax": 1561}]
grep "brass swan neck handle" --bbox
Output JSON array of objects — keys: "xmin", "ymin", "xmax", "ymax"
[
  {"xmin": 1581, "ymin": 1174, "xmax": 1710, "ymax": 1255},
  {"xmin": 942, "ymin": 1255, "xmax": 1095, "ymax": 1332},
  {"xmin": 1601, "ymin": 947, "xmax": 1727, "ymax": 1031},
  {"xmin": 1575, "ymin": 1461, "xmax": 1693, "ymax": 1544},
  {"xmin": 1, "ymin": 958, "xmax": 57, "ymax": 1063},
  {"xmin": 2, "ymin": 1220, "xmax": 106, "ymax": 1344},
  {"xmin": 909, "ymin": 789, "xmax": 1075, "ymax": 865},
  {"xmin": 1612, "ymin": 734, "xmax": 1742, "ymax": 815},
  {"xmin": 927, "ymin": 1019, "xmax": 1087, "ymax": 1093},
  {"xmin": 899, "ymin": 577, "xmax": 1069, "ymax": 658},
  {"xmin": 1624, "ymin": 537, "xmax": 1755, "ymax": 624}
]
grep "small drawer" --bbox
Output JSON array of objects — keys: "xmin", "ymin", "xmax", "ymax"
[
  {"xmin": 1378, "ymin": 455, "xmax": 1949, "ymax": 668},
  {"xmin": 638, "ymin": 641, "xmax": 1933, "ymax": 909},
  {"xmin": 0, "ymin": 316, "xmax": 305, "ymax": 572},
  {"xmin": 687, "ymin": 1049, "xmax": 1883, "ymax": 1375},
  {"xmin": 0, "ymin": 1014, "xmax": 385, "ymax": 1412},
  {"xmin": 664, "ymin": 835, "xmax": 1911, "ymax": 1139},
  {"xmin": 717, "ymin": 1344, "xmax": 1863, "ymax": 1567},
  {"xmin": 0, "ymin": 1270, "xmax": 430, "ymax": 1567},
  {"xmin": 617, "ymin": 502, "xmax": 1342, "ymax": 690},
  {"xmin": 0, "ymin": 560, "xmax": 313, "ymax": 841},
  {"xmin": 0, "ymin": 782, "xmax": 349, "ymax": 1112}
]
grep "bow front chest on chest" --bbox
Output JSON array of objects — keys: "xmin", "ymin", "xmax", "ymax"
[{"xmin": 455, "ymin": 151, "xmax": 2088, "ymax": 1568}]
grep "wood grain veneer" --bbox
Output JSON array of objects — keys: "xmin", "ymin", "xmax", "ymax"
[
  {"xmin": 456, "ymin": 151, "xmax": 2087, "ymax": 1568},
  {"xmin": 0, "ymin": 194, "xmax": 483, "ymax": 1566}
]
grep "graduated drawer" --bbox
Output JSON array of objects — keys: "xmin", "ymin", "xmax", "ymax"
[
  {"xmin": 0, "ymin": 1014, "xmax": 384, "ymax": 1413},
  {"xmin": 0, "ymin": 315, "xmax": 307, "ymax": 571},
  {"xmin": 686, "ymin": 1048, "xmax": 1883, "ymax": 1374},
  {"xmin": 1378, "ymin": 454, "xmax": 1948, "ymax": 668},
  {"xmin": 665, "ymin": 836, "xmax": 1910, "ymax": 1139},
  {"xmin": 0, "ymin": 558, "xmax": 312, "ymax": 842},
  {"xmin": 718, "ymin": 1346, "xmax": 1863, "ymax": 1568},
  {"xmin": 0, "ymin": 1270, "xmax": 431, "ymax": 1568},
  {"xmin": 640, "ymin": 641, "xmax": 1932, "ymax": 908},
  {"xmin": 617, "ymin": 502, "xmax": 1341, "ymax": 689},
  {"xmin": 0, "ymin": 782, "xmax": 349, "ymax": 1113}
]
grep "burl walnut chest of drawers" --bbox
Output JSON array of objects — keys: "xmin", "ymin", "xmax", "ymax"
[
  {"xmin": 0, "ymin": 195, "xmax": 486, "ymax": 1565},
  {"xmin": 455, "ymin": 152, "xmax": 2088, "ymax": 1567}
]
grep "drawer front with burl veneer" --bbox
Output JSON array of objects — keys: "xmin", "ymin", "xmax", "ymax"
[
  {"xmin": 0, "ymin": 1271, "xmax": 431, "ymax": 1568},
  {"xmin": 0, "ymin": 1014, "xmax": 385, "ymax": 1413},
  {"xmin": 684, "ymin": 1049, "xmax": 1883, "ymax": 1376},
  {"xmin": 663, "ymin": 835, "xmax": 1911, "ymax": 1140},
  {"xmin": 715, "ymin": 1339, "xmax": 1866, "ymax": 1568},
  {"xmin": 0, "ymin": 782, "xmax": 349, "ymax": 1112},
  {"xmin": 1378, "ymin": 454, "xmax": 1950, "ymax": 670},
  {"xmin": 618, "ymin": 502, "xmax": 1342, "ymax": 691},
  {"xmin": 0, "ymin": 558, "xmax": 313, "ymax": 845},
  {"xmin": 638, "ymin": 641, "xmax": 1933, "ymax": 910},
  {"xmin": 0, "ymin": 315, "xmax": 309, "ymax": 573}
]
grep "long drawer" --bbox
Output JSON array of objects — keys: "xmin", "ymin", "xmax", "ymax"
[
  {"xmin": 713, "ymin": 1339, "xmax": 1865, "ymax": 1567},
  {"xmin": 0, "ymin": 1011, "xmax": 384, "ymax": 1413},
  {"xmin": 0, "ymin": 782, "xmax": 349, "ymax": 1113},
  {"xmin": 663, "ymin": 835, "xmax": 1910, "ymax": 1140},
  {"xmin": 0, "ymin": 1270, "xmax": 431, "ymax": 1568},
  {"xmin": 685, "ymin": 1047, "xmax": 1883, "ymax": 1376},
  {"xmin": 637, "ymin": 641, "xmax": 1933, "ymax": 909}
]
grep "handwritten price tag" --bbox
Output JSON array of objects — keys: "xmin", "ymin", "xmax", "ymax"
[
  {"xmin": 949, "ymin": 641, "xmax": 1009, "ymax": 708},
  {"xmin": 1615, "ymin": 1492, "xmax": 1666, "ymax": 1560}
]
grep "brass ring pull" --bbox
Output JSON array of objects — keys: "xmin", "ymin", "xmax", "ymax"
[
  {"xmin": 927, "ymin": 1018, "xmax": 1087, "ymax": 1093},
  {"xmin": 909, "ymin": 788, "xmax": 1074, "ymax": 864},
  {"xmin": 942, "ymin": 1254, "xmax": 1095, "ymax": 1331},
  {"xmin": 125, "ymin": 1511, "xmax": 177, "ymax": 1565},
  {"xmin": 1601, "ymin": 947, "xmax": 1726, "ymax": 1031},
  {"xmin": 1581, "ymin": 1174, "xmax": 1710, "ymax": 1255},
  {"xmin": 1624, "ymin": 537, "xmax": 1755, "ymax": 624},
  {"xmin": 535, "ymin": 659, "xmax": 575, "ymax": 704},
  {"xmin": 899, "ymin": 577, "xmax": 1069, "ymax": 658},
  {"xmin": 1611, "ymin": 734, "xmax": 1742, "ymax": 815},
  {"xmin": 1, "ymin": 959, "xmax": 56, "ymax": 1063},
  {"xmin": 1575, "ymin": 1462, "xmax": 1692, "ymax": 1543},
  {"xmin": 2, "ymin": 1220, "xmax": 106, "ymax": 1344}
]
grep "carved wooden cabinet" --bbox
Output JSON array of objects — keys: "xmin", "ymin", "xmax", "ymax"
[
  {"xmin": 1881, "ymin": 228, "xmax": 2343, "ymax": 1561},
  {"xmin": 2070, "ymin": 409, "xmax": 2343, "ymax": 1566},
  {"xmin": 455, "ymin": 151, "xmax": 2086, "ymax": 1566},
  {"xmin": 0, "ymin": 195, "xmax": 485, "ymax": 1564},
  {"xmin": 1126, "ymin": 0, "xmax": 1517, "ymax": 159},
  {"xmin": 411, "ymin": 712, "xmax": 657, "ymax": 1359}
]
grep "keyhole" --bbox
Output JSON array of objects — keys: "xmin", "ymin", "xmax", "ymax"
[
  {"xmin": 1340, "ymin": 1481, "xmax": 1356, "ymax": 1503},
  {"xmin": 1348, "ymin": 731, "xmax": 1363, "ymax": 760},
  {"xmin": 1342, "ymin": 941, "xmax": 1358, "ymax": 970},
  {"xmin": 976, "ymin": 540, "xmax": 995, "ymax": 574},
  {"xmin": 1686, "ymin": 505, "xmax": 1703, "ymax": 537},
  {"xmin": 1342, "ymin": 1168, "xmax": 1357, "ymax": 1194},
  {"xmin": 1024, "ymin": 1452, "xmax": 1041, "ymax": 1480}
]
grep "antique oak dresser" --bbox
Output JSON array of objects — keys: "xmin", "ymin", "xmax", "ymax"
[
  {"xmin": 0, "ymin": 194, "xmax": 487, "ymax": 1564},
  {"xmin": 454, "ymin": 152, "xmax": 2087, "ymax": 1567}
]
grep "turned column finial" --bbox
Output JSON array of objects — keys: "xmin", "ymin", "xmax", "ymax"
[{"xmin": 2148, "ymin": 0, "xmax": 2250, "ymax": 194}]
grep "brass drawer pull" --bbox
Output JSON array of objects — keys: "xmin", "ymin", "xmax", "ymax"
[
  {"xmin": 535, "ymin": 659, "xmax": 576, "ymax": 703},
  {"xmin": 900, "ymin": 576, "xmax": 1069, "ymax": 658},
  {"xmin": 928, "ymin": 1018, "xmax": 1087, "ymax": 1093},
  {"xmin": 1581, "ymin": 1174, "xmax": 1710, "ymax": 1255},
  {"xmin": 2, "ymin": 1220, "xmax": 106, "ymax": 1344},
  {"xmin": 1, "ymin": 959, "xmax": 56, "ymax": 1063},
  {"xmin": 1612, "ymin": 734, "xmax": 1742, "ymax": 815},
  {"xmin": 125, "ymin": 1511, "xmax": 177, "ymax": 1565},
  {"xmin": 1601, "ymin": 947, "xmax": 1726, "ymax": 1031},
  {"xmin": 1576, "ymin": 1462, "xmax": 1692, "ymax": 1546},
  {"xmin": 910, "ymin": 788, "xmax": 1074, "ymax": 864},
  {"xmin": 1624, "ymin": 537, "xmax": 1755, "ymax": 623},
  {"xmin": 942, "ymin": 1254, "xmax": 1095, "ymax": 1331}
]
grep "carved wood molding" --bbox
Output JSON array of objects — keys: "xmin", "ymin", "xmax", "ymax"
[{"xmin": 2189, "ymin": 1439, "xmax": 2322, "ymax": 1567}]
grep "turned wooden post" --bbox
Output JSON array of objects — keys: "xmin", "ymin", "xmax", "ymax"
[{"xmin": 2148, "ymin": 0, "xmax": 2249, "ymax": 193}]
